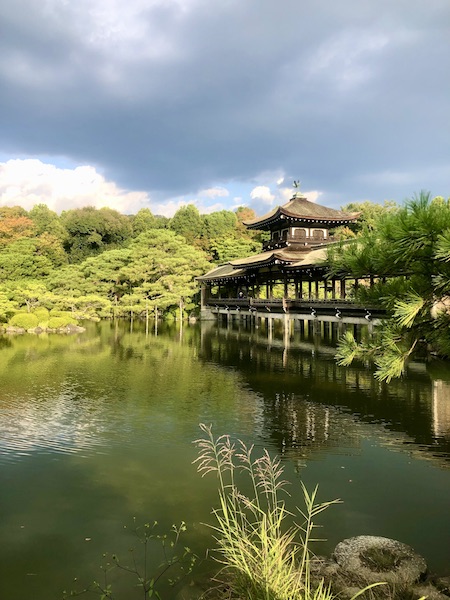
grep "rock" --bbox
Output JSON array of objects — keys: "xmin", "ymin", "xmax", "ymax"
[
  {"xmin": 309, "ymin": 556, "xmax": 340, "ymax": 580},
  {"xmin": 6, "ymin": 326, "xmax": 24, "ymax": 334},
  {"xmin": 434, "ymin": 576, "xmax": 450, "ymax": 596},
  {"xmin": 332, "ymin": 536, "xmax": 427, "ymax": 585},
  {"xmin": 413, "ymin": 583, "xmax": 450, "ymax": 600},
  {"xmin": 65, "ymin": 324, "xmax": 86, "ymax": 333}
]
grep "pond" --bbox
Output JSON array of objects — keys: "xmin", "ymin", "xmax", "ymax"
[{"xmin": 0, "ymin": 319, "xmax": 449, "ymax": 599}]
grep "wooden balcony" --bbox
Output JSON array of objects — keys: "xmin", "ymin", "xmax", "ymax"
[{"xmin": 262, "ymin": 234, "xmax": 336, "ymax": 252}]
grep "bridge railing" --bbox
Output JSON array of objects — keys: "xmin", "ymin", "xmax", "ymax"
[{"xmin": 206, "ymin": 297, "xmax": 385, "ymax": 316}]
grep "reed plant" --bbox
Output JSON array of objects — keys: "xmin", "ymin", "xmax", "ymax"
[{"xmin": 194, "ymin": 423, "xmax": 342, "ymax": 600}]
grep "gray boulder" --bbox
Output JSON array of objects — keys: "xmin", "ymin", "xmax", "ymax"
[{"xmin": 332, "ymin": 536, "xmax": 427, "ymax": 585}]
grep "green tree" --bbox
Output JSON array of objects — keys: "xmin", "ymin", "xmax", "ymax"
[
  {"xmin": 330, "ymin": 192, "xmax": 450, "ymax": 381},
  {"xmin": 169, "ymin": 205, "xmax": 203, "ymax": 244},
  {"xmin": 119, "ymin": 229, "xmax": 210, "ymax": 315},
  {"xmin": 2, "ymin": 280, "xmax": 50, "ymax": 312},
  {"xmin": 131, "ymin": 208, "xmax": 158, "ymax": 236},
  {"xmin": 61, "ymin": 206, "xmax": 133, "ymax": 261},
  {"xmin": 80, "ymin": 249, "xmax": 132, "ymax": 300},
  {"xmin": 0, "ymin": 291, "xmax": 16, "ymax": 322},
  {"xmin": 210, "ymin": 235, "xmax": 261, "ymax": 264},
  {"xmin": 201, "ymin": 210, "xmax": 237, "ymax": 241},
  {"xmin": 0, "ymin": 239, "xmax": 53, "ymax": 281},
  {"xmin": 45, "ymin": 264, "xmax": 87, "ymax": 297},
  {"xmin": 35, "ymin": 232, "xmax": 68, "ymax": 267},
  {"xmin": 29, "ymin": 204, "xmax": 69, "ymax": 243}
]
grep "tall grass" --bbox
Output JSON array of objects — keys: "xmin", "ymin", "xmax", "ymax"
[{"xmin": 194, "ymin": 424, "xmax": 342, "ymax": 600}]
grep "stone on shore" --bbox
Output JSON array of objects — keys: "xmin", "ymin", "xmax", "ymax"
[{"xmin": 332, "ymin": 535, "xmax": 427, "ymax": 585}]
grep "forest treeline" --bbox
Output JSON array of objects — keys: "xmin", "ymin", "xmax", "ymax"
[
  {"xmin": 0, "ymin": 198, "xmax": 424, "ymax": 326},
  {"xmin": 0, "ymin": 203, "xmax": 265, "ymax": 324},
  {"xmin": 2, "ymin": 193, "xmax": 450, "ymax": 381}
]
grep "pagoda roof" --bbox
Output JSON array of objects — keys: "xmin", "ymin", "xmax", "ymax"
[
  {"xmin": 197, "ymin": 246, "xmax": 332, "ymax": 283},
  {"xmin": 196, "ymin": 263, "xmax": 248, "ymax": 283},
  {"xmin": 244, "ymin": 193, "xmax": 359, "ymax": 230}
]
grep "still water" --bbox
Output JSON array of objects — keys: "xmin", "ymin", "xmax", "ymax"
[{"xmin": 0, "ymin": 320, "xmax": 449, "ymax": 599}]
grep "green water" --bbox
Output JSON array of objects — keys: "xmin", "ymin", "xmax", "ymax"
[{"xmin": 0, "ymin": 320, "xmax": 449, "ymax": 599}]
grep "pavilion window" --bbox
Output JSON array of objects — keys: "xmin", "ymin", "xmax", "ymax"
[{"xmin": 293, "ymin": 228, "xmax": 307, "ymax": 240}]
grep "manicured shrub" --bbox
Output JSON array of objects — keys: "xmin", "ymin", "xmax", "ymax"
[
  {"xmin": 33, "ymin": 307, "xmax": 50, "ymax": 320},
  {"xmin": 9, "ymin": 313, "xmax": 39, "ymax": 329},
  {"xmin": 47, "ymin": 316, "xmax": 77, "ymax": 329}
]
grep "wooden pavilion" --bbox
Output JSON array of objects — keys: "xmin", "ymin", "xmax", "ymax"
[{"xmin": 198, "ymin": 191, "xmax": 385, "ymax": 324}]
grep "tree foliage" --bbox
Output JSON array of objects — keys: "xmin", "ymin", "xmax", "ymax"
[
  {"xmin": 61, "ymin": 206, "xmax": 133, "ymax": 261},
  {"xmin": 332, "ymin": 192, "xmax": 450, "ymax": 380},
  {"xmin": 169, "ymin": 204, "xmax": 203, "ymax": 244},
  {"xmin": 0, "ymin": 199, "xmax": 264, "ymax": 319}
]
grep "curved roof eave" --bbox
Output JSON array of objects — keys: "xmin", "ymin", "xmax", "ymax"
[{"xmin": 243, "ymin": 196, "xmax": 359, "ymax": 230}]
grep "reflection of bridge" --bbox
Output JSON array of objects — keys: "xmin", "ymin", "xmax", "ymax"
[{"xmin": 199, "ymin": 322, "xmax": 450, "ymax": 466}]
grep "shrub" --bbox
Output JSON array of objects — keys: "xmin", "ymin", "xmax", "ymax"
[
  {"xmin": 9, "ymin": 313, "xmax": 39, "ymax": 329},
  {"xmin": 47, "ymin": 316, "xmax": 77, "ymax": 329},
  {"xmin": 33, "ymin": 307, "xmax": 50, "ymax": 320}
]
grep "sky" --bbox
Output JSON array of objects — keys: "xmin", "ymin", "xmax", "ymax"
[{"xmin": 1, "ymin": 0, "xmax": 449, "ymax": 217}]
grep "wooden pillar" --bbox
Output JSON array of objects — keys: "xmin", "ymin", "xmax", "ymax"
[
  {"xmin": 340, "ymin": 279, "xmax": 346, "ymax": 299},
  {"xmin": 331, "ymin": 279, "xmax": 336, "ymax": 300},
  {"xmin": 315, "ymin": 280, "xmax": 319, "ymax": 300},
  {"xmin": 200, "ymin": 285, "xmax": 207, "ymax": 309},
  {"xmin": 284, "ymin": 276, "xmax": 288, "ymax": 299},
  {"xmin": 308, "ymin": 281, "xmax": 312, "ymax": 299}
]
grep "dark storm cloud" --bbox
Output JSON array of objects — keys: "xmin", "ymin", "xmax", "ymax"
[{"xmin": 1, "ymin": 0, "xmax": 449, "ymax": 205}]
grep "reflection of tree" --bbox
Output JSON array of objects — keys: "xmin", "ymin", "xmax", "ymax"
[{"xmin": 199, "ymin": 323, "xmax": 450, "ymax": 466}]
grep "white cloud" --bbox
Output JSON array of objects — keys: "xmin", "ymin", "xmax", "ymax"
[
  {"xmin": 0, "ymin": 159, "xmax": 150, "ymax": 214},
  {"xmin": 250, "ymin": 185, "xmax": 275, "ymax": 205},
  {"xmin": 197, "ymin": 186, "xmax": 230, "ymax": 199},
  {"xmin": 304, "ymin": 190, "xmax": 322, "ymax": 203}
]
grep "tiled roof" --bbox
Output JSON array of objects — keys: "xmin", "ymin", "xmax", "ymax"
[
  {"xmin": 244, "ymin": 194, "xmax": 359, "ymax": 229},
  {"xmin": 197, "ymin": 246, "xmax": 330, "ymax": 282},
  {"xmin": 196, "ymin": 263, "xmax": 248, "ymax": 282}
]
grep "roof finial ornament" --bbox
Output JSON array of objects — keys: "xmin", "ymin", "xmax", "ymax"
[{"xmin": 293, "ymin": 180, "xmax": 303, "ymax": 198}]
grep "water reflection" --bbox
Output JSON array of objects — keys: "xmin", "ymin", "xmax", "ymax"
[
  {"xmin": 199, "ymin": 321, "xmax": 450, "ymax": 467},
  {"xmin": 0, "ymin": 320, "xmax": 449, "ymax": 600}
]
